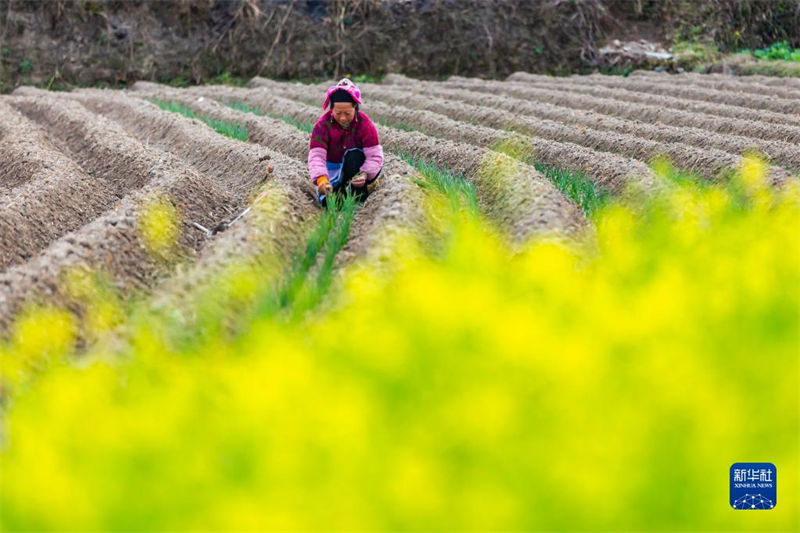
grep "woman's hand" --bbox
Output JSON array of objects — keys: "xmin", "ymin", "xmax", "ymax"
[
  {"xmin": 351, "ymin": 171, "xmax": 368, "ymax": 188},
  {"xmin": 317, "ymin": 176, "xmax": 333, "ymax": 195}
]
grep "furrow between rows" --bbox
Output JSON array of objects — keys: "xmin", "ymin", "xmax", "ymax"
[
  {"xmin": 246, "ymin": 79, "xmax": 653, "ymax": 194},
  {"xmin": 494, "ymin": 82, "xmax": 800, "ymax": 173},
  {"xmin": 502, "ymin": 73, "xmax": 799, "ymax": 128},
  {"xmin": 625, "ymin": 71, "xmax": 800, "ymax": 100},
  {"xmin": 128, "ymin": 82, "xmax": 429, "ymax": 270},
  {"xmin": 505, "ymin": 72, "xmax": 800, "ymax": 115},
  {"xmin": 631, "ymin": 69, "xmax": 800, "ymax": 90},
  {"xmin": 364, "ymin": 80, "xmax": 792, "ymax": 185},
  {"xmin": 400, "ymin": 76, "xmax": 800, "ymax": 145},
  {"xmin": 0, "ymin": 100, "xmax": 118, "ymax": 271},
  {"xmin": 7, "ymin": 90, "xmax": 231, "ymax": 269},
  {"xmin": 370, "ymin": 83, "xmax": 798, "ymax": 182},
  {"xmin": 65, "ymin": 89, "xmax": 290, "ymax": 205},
  {"xmin": 0, "ymin": 159, "xmax": 237, "ymax": 335},
  {"xmin": 204, "ymin": 83, "xmax": 586, "ymax": 242},
  {"xmin": 0, "ymin": 89, "xmax": 314, "ymax": 335},
  {"xmin": 387, "ymin": 80, "xmax": 800, "ymax": 176},
  {"xmin": 0, "ymin": 101, "xmax": 83, "ymax": 192}
]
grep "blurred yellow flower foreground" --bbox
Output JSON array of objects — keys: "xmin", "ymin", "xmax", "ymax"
[{"xmin": 0, "ymin": 156, "xmax": 798, "ymax": 531}]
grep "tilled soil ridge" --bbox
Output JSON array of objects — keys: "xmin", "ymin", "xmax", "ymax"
[
  {"xmin": 129, "ymin": 82, "xmax": 311, "ymax": 162},
  {"xmin": 440, "ymin": 76, "xmax": 800, "ymax": 146},
  {"xmin": 383, "ymin": 74, "xmax": 800, "ymax": 145},
  {"xmin": 67, "ymin": 89, "xmax": 286, "ymax": 204},
  {"xmin": 0, "ymin": 152, "xmax": 236, "ymax": 334},
  {"xmin": 0, "ymin": 101, "xmax": 87, "ymax": 192},
  {"xmin": 0, "ymin": 88, "xmax": 315, "ymax": 335},
  {"xmin": 362, "ymin": 81, "xmax": 793, "ymax": 186},
  {"xmin": 199, "ymin": 84, "xmax": 587, "ymax": 243},
  {"xmin": 245, "ymin": 79, "xmax": 656, "ymax": 194},
  {"xmin": 373, "ymin": 82, "xmax": 800, "ymax": 174},
  {"xmin": 505, "ymin": 74, "xmax": 800, "ymax": 130},
  {"xmin": 0, "ymin": 100, "xmax": 118, "ymax": 271},
  {"xmin": 627, "ymin": 71, "xmax": 800, "ymax": 101},
  {"xmin": 6, "ymin": 92, "xmax": 238, "ymax": 270},
  {"xmin": 506, "ymin": 72, "xmax": 800, "ymax": 122},
  {"xmin": 129, "ymin": 82, "xmax": 430, "ymax": 271},
  {"xmin": 630, "ymin": 70, "xmax": 800, "ymax": 90}
]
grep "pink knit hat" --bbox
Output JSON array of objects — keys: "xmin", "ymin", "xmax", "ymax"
[{"xmin": 322, "ymin": 78, "xmax": 363, "ymax": 110}]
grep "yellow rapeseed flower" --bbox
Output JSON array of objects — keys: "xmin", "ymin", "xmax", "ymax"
[{"xmin": 138, "ymin": 194, "xmax": 180, "ymax": 259}]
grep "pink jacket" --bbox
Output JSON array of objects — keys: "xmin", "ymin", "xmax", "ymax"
[{"xmin": 307, "ymin": 110, "xmax": 383, "ymax": 184}]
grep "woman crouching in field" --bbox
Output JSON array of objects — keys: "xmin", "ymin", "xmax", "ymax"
[{"xmin": 308, "ymin": 78, "xmax": 384, "ymax": 207}]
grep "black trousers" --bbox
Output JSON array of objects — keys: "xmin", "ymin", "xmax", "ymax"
[{"xmin": 320, "ymin": 148, "xmax": 382, "ymax": 206}]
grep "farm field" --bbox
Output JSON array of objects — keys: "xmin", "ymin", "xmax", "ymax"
[{"xmin": 0, "ymin": 72, "xmax": 798, "ymax": 531}]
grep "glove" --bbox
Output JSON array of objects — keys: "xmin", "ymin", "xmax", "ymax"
[
  {"xmin": 316, "ymin": 175, "xmax": 332, "ymax": 195},
  {"xmin": 366, "ymin": 176, "xmax": 379, "ymax": 193},
  {"xmin": 350, "ymin": 171, "xmax": 368, "ymax": 188}
]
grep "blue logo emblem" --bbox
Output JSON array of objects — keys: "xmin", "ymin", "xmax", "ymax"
[{"xmin": 730, "ymin": 463, "xmax": 776, "ymax": 510}]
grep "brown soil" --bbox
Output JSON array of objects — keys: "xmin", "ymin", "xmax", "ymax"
[
  {"xmin": 0, "ymin": 102, "xmax": 80, "ymax": 192},
  {"xmin": 628, "ymin": 71, "xmax": 800, "ymax": 100},
  {"xmin": 129, "ymin": 82, "xmax": 430, "ymax": 272},
  {"xmin": 333, "ymin": 154, "xmax": 429, "ymax": 269},
  {"xmin": 632, "ymin": 70, "xmax": 800, "ymax": 89},
  {"xmin": 506, "ymin": 72, "xmax": 800, "ymax": 116},
  {"xmin": 129, "ymin": 83, "xmax": 311, "ymax": 162},
  {"xmin": 391, "ymin": 81, "xmax": 800, "ymax": 175},
  {"xmin": 144, "ymin": 182, "xmax": 310, "ymax": 320},
  {"xmin": 0, "ymin": 148, "xmax": 236, "ymax": 334},
  {"xmin": 433, "ymin": 76, "xmax": 800, "ymax": 145},
  {"xmin": 371, "ymin": 83, "xmax": 799, "ymax": 179},
  {"xmin": 66, "ymin": 89, "xmax": 288, "ymax": 204},
  {"xmin": 360, "ymin": 81, "xmax": 792, "ymax": 185},
  {"xmin": 506, "ymin": 72, "xmax": 800, "ymax": 128},
  {"xmin": 436, "ymin": 79, "xmax": 800, "ymax": 173},
  {"xmin": 368, "ymin": 98, "xmax": 652, "ymax": 188},
  {"xmin": 0, "ymin": 88, "xmax": 316, "ymax": 335},
  {"xmin": 205, "ymin": 84, "xmax": 587, "ymax": 243},
  {"xmin": 743, "ymin": 74, "xmax": 800, "ymax": 88},
  {"xmin": 381, "ymin": 126, "xmax": 588, "ymax": 240},
  {"xmin": 4, "ymin": 91, "xmax": 231, "ymax": 269},
  {"xmin": 0, "ymin": 101, "xmax": 118, "ymax": 270},
  {"xmin": 705, "ymin": 56, "xmax": 800, "ymax": 82},
  {"xmin": 261, "ymin": 79, "xmax": 655, "ymax": 193},
  {"xmin": 3, "ymin": 70, "xmax": 796, "ymax": 333}
]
